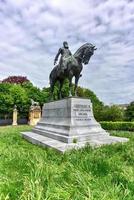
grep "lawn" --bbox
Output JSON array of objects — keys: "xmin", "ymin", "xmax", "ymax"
[{"xmin": 0, "ymin": 126, "xmax": 134, "ymax": 200}]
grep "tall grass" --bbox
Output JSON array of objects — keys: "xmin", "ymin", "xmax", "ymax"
[{"xmin": 0, "ymin": 126, "xmax": 134, "ymax": 200}]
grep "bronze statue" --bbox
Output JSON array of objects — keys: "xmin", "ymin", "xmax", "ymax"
[
  {"xmin": 50, "ymin": 42, "xmax": 97, "ymax": 99},
  {"xmin": 54, "ymin": 41, "xmax": 72, "ymax": 73}
]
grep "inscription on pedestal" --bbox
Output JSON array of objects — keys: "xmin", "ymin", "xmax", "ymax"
[{"xmin": 73, "ymin": 104, "xmax": 91, "ymax": 121}]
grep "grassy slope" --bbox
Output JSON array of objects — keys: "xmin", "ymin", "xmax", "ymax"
[{"xmin": 0, "ymin": 126, "xmax": 134, "ymax": 200}]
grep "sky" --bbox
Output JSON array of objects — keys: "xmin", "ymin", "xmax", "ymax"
[{"xmin": 0, "ymin": 0, "xmax": 134, "ymax": 104}]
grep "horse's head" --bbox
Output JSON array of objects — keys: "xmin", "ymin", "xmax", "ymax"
[{"xmin": 82, "ymin": 44, "xmax": 97, "ymax": 65}]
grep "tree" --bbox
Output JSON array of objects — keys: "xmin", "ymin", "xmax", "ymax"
[
  {"xmin": 42, "ymin": 87, "xmax": 51, "ymax": 102},
  {"xmin": 22, "ymin": 82, "xmax": 47, "ymax": 106},
  {"xmin": 0, "ymin": 83, "xmax": 13, "ymax": 118},
  {"xmin": 78, "ymin": 87, "xmax": 104, "ymax": 121},
  {"xmin": 9, "ymin": 84, "xmax": 29, "ymax": 117},
  {"xmin": 0, "ymin": 82, "xmax": 12, "ymax": 93},
  {"xmin": 98, "ymin": 105, "xmax": 124, "ymax": 122},
  {"xmin": 125, "ymin": 101, "xmax": 134, "ymax": 121},
  {"xmin": 2, "ymin": 76, "xmax": 30, "ymax": 84},
  {"xmin": 0, "ymin": 93, "xmax": 14, "ymax": 118},
  {"xmin": 61, "ymin": 79, "xmax": 70, "ymax": 98},
  {"xmin": 1, "ymin": 78, "xmax": 125, "ymax": 122},
  {"xmin": 77, "ymin": 86, "xmax": 84, "ymax": 97},
  {"xmin": 83, "ymin": 88, "xmax": 103, "ymax": 106},
  {"xmin": 0, "ymin": 82, "xmax": 46, "ymax": 119}
]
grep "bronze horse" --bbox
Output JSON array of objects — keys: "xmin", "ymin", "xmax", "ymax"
[{"xmin": 49, "ymin": 43, "xmax": 97, "ymax": 99}]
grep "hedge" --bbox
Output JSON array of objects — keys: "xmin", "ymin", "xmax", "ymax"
[{"xmin": 100, "ymin": 121, "xmax": 134, "ymax": 131}]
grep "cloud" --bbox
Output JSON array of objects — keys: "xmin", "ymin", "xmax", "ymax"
[{"xmin": 0, "ymin": 0, "xmax": 134, "ymax": 104}]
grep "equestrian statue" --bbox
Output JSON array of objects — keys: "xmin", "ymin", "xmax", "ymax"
[{"xmin": 49, "ymin": 41, "xmax": 97, "ymax": 99}]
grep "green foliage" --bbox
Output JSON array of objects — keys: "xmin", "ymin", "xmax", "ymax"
[
  {"xmin": 96, "ymin": 105, "xmax": 124, "ymax": 122},
  {"xmin": 0, "ymin": 82, "xmax": 12, "ymax": 93},
  {"xmin": 61, "ymin": 79, "xmax": 70, "ymax": 97},
  {"xmin": 0, "ymin": 126, "xmax": 134, "ymax": 199},
  {"xmin": 42, "ymin": 87, "xmax": 51, "ymax": 103},
  {"xmin": 77, "ymin": 86, "xmax": 84, "ymax": 97},
  {"xmin": 22, "ymin": 82, "xmax": 47, "ymax": 106},
  {"xmin": 0, "ymin": 83, "xmax": 14, "ymax": 117},
  {"xmin": 0, "ymin": 82, "xmax": 49, "ymax": 118},
  {"xmin": 76, "ymin": 87, "xmax": 104, "ymax": 121},
  {"xmin": 50, "ymin": 80, "xmax": 103, "ymax": 106},
  {"xmin": 100, "ymin": 121, "xmax": 134, "ymax": 131},
  {"xmin": 76, "ymin": 86, "xmax": 104, "ymax": 121},
  {"xmin": 9, "ymin": 84, "xmax": 29, "ymax": 113},
  {"xmin": 125, "ymin": 101, "xmax": 134, "ymax": 121},
  {"xmin": 0, "ymin": 80, "xmax": 126, "ymax": 122},
  {"xmin": 49, "ymin": 79, "xmax": 70, "ymax": 100},
  {"xmin": 51, "ymin": 82, "xmax": 60, "ymax": 100},
  {"xmin": 83, "ymin": 88, "xmax": 103, "ymax": 106},
  {"xmin": 0, "ymin": 94, "xmax": 13, "ymax": 117}
]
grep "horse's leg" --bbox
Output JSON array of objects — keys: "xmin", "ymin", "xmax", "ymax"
[
  {"xmin": 69, "ymin": 77, "xmax": 72, "ymax": 97},
  {"xmin": 74, "ymin": 76, "xmax": 79, "ymax": 97}
]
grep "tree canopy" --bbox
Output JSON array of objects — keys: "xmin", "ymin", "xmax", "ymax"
[
  {"xmin": 2, "ymin": 76, "xmax": 30, "ymax": 84},
  {"xmin": 0, "ymin": 77, "xmax": 127, "ymax": 122}
]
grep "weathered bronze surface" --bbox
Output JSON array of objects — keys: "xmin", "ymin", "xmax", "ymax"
[{"xmin": 50, "ymin": 42, "xmax": 97, "ymax": 98}]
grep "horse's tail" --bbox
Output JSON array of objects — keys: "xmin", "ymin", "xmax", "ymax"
[
  {"xmin": 49, "ymin": 65, "xmax": 57, "ymax": 88},
  {"xmin": 49, "ymin": 71, "xmax": 52, "ymax": 86}
]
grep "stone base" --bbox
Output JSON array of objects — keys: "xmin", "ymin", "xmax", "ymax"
[
  {"xmin": 29, "ymin": 105, "xmax": 41, "ymax": 126},
  {"xmin": 12, "ymin": 122, "xmax": 18, "ymax": 126},
  {"xmin": 22, "ymin": 131, "xmax": 128, "ymax": 153},
  {"xmin": 22, "ymin": 97, "xmax": 128, "ymax": 153}
]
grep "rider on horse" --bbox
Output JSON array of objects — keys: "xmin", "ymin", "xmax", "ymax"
[
  {"xmin": 54, "ymin": 41, "xmax": 72, "ymax": 73},
  {"xmin": 51, "ymin": 42, "xmax": 97, "ymax": 98}
]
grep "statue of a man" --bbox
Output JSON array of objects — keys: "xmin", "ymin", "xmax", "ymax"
[{"xmin": 54, "ymin": 41, "xmax": 72, "ymax": 72}]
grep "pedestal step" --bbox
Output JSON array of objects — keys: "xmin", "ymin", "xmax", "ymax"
[
  {"xmin": 22, "ymin": 131, "xmax": 129, "ymax": 153},
  {"xmin": 32, "ymin": 126, "xmax": 109, "ymax": 143}
]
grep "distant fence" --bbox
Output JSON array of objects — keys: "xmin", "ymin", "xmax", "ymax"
[
  {"xmin": 0, "ymin": 118, "xmax": 28, "ymax": 126},
  {"xmin": 0, "ymin": 119, "xmax": 12, "ymax": 126}
]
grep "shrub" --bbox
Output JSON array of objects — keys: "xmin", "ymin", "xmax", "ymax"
[
  {"xmin": 125, "ymin": 101, "xmax": 134, "ymax": 121},
  {"xmin": 96, "ymin": 105, "xmax": 124, "ymax": 122},
  {"xmin": 100, "ymin": 121, "xmax": 134, "ymax": 131}
]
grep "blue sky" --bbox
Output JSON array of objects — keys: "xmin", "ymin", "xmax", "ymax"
[{"xmin": 0, "ymin": 0, "xmax": 134, "ymax": 104}]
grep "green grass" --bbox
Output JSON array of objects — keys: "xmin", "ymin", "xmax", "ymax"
[{"xmin": 0, "ymin": 126, "xmax": 134, "ymax": 200}]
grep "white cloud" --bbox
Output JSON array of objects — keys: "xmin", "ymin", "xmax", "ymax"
[{"xmin": 0, "ymin": 0, "xmax": 134, "ymax": 104}]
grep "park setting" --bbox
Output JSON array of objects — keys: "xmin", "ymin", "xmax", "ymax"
[{"xmin": 0, "ymin": 0, "xmax": 134, "ymax": 199}]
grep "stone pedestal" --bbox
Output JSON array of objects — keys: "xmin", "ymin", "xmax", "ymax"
[
  {"xmin": 22, "ymin": 97, "xmax": 128, "ymax": 153},
  {"xmin": 12, "ymin": 106, "xmax": 18, "ymax": 126},
  {"xmin": 29, "ymin": 105, "xmax": 41, "ymax": 126}
]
